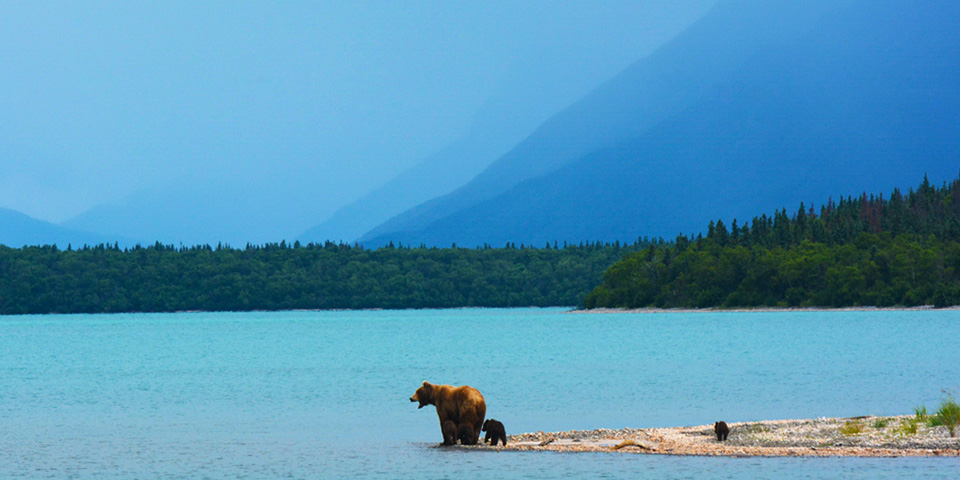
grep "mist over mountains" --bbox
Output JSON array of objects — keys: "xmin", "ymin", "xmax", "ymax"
[
  {"xmin": 298, "ymin": 48, "xmax": 628, "ymax": 245},
  {"xmin": 357, "ymin": 0, "xmax": 960, "ymax": 247},
  {"xmin": 2, "ymin": 2, "xmax": 712, "ymax": 249},
  {"xmin": 0, "ymin": 208, "xmax": 129, "ymax": 249},
  {"xmin": 4, "ymin": 1, "xmax": 958, "ymax": 249}
]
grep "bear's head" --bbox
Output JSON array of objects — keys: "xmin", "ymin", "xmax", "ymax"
[
  {"xmin": 481, "ymin": 419, "xmax": 490, "ymax": 432},
  {"xmin": 410, "ymin": 381, "xmax": 435, "ymax": 409}
]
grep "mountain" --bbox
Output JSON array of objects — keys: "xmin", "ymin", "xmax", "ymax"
[
  {"xmin": 359, "ymin": 0, "xmax": 846, "ymax": 246},
  {"xmin": 361, "ymin": 0, "xmax": 960, "ymax": 247},
  {"xmin": 297, "ymin": 92, "xmax": 538, "ymax": 244},
  {"xmin": 0, "ymin": 208, "xmax": 127, "ymax": 248},
  {"xmin": 61, "ymin": 177, "xmax": 315, "ymax": 247},
  {"xmin": 299, "ymin": 4, "xmax": 717, "ymax": 244}
]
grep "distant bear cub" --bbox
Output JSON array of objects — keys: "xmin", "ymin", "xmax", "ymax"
[
  {"xmin": 714, "ymin": 421, "xmax": 729, "ymax": 441},
  {"xmin": 482, "ymin": 419, "xmax": 507, "ymax": 447}
]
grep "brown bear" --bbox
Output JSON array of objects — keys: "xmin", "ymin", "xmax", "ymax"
[
  {"xmin": 714, "ymin": 421, "xmax": 729, "ymax": 441},
  {"xmin": 410, "ymin": 381, "xmax": 486, "ymax": 445},
  {"xmin": 441, "ymin": 420, "xmax": 457, "ymax": 446},
  {"xmin": 482, "ymin": 419, "xmax": 507, "ymax": 446}
]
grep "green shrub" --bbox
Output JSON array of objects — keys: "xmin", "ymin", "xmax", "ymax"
[
  {"xmin": 840, "ymin": 420, "xmax": 863, "ymax": 436},
  {"xmin": 872, "ymin": 417, "xmax": 890, "ymax": 429},
  {"xmin": 935, "ymin": 394, "xmax": 960, "ymax": 437},
  {"xmin": 743, "ymin": 423, "xmax": 769, "ymax": 434},
  {"xmin": 914, "ymin": 405, "xmax": 928, "ymax": 421},
  {"xmin": 900, "ymin": 417, "xmax": 919, "ymax": 435}
]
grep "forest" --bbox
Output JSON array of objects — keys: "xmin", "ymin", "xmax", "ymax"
[
  {"xmin": 7, "ymin": 173, "xmax": 960, "ymax": 315},
  {"xmin": 0, "ymin": 240, "xmax": 645, "ymax": 315},
  {"xmin": 585, "ymin": 174, "xmax": 960, "ymax": 309}
]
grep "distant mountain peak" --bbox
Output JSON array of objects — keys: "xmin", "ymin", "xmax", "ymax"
[
  {"xmin": 358, "ymin": 0, "xmax": 960, "ymax": 248},
  {"xmin": 0, "ymin": 207, "xmax": 129, "ymax": 248}
]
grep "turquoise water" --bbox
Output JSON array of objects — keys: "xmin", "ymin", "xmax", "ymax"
[{"xmin": 2, "ymin": 308, "xmax": 958, "ymax": 478}]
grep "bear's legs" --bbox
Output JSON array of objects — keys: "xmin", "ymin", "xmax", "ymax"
[
  {"xmin": 441, "ymin": 420, "xmax": 457, "ymax": 446},
  {"xmin": 457, "ymin": 423, "xmax": 477, "ymax": 445},
  {"xmin": 439, "ymin": 417, "xmax": 453, "ymax": 444}
]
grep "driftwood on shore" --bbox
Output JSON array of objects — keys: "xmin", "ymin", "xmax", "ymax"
[
  {"xmin": 612, "ymin": 439, "xmax": 659, "ymax": 451},
  {"xmin": 496, "ymin": 416, "xmax": 960, "ymax": 457}
]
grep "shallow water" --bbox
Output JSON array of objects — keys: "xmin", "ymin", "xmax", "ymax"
[{"xmin": 2, "ymin": 308, "xmax": 958, "ymax": 478}]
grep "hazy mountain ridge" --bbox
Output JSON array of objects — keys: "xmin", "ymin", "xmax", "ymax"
[
  {"xmin": 362, "ymin": 0, "xmax": 960, "ymax": 248},
  {"xmin": 298, "ymin": 79, "xmax": 553, "ymax": 244},
  {"xmin": 299, "ymin": 5, "xmax": 720, "ymax": 245},
  {"xmin": 44, "ymin": 4, "xmax": 717, "ymax": 248},
  {"xmin": 359, "ymin": 0, "xmax": 848, "ymax": 246},
  {"xmin": 0, "ymin": 208, "xmax": 129, "ymax": 248}
]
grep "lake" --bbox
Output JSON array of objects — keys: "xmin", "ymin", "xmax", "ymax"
[{"xmin": 2, "ymin": 308, "xmax": 958, "ymax": 478}]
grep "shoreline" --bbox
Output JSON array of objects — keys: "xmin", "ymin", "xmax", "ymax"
[
  {"xmin": 479, "ymin": 416, "xmax": 960, "ymax": 457},
  {"xmin": 570, "ymin": 305, "xmax": 960, "ymax": 314}
]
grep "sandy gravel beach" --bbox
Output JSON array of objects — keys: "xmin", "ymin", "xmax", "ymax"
[
  {"xmin": 472, "ymin": 416, "xmax": 960, "ymax": 457},
  {"xmin": 572, "ymin": 306, "xmax": 960, "ymax": 314}
]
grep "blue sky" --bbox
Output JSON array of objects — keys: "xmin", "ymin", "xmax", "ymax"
[{"xmin": 0, "ymin": 1, "xmax": 714, "ymax": 235}]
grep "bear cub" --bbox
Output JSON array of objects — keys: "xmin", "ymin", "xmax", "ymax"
[
  {"xmin": 442, "ymin": 420, "xmax": 457, "ymax": 446},
  {"xmin": 458, "ymin": 424, "xmax": 477, "ymax": 445},
  {"xmin": 714, "ymin": 421, "xmax": 729, "ymax": 441},
  {"xmin": 482, "ymin": 419, "xmax": 507, "ymax": 447}
]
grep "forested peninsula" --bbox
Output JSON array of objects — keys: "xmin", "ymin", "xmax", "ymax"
[
  {"xmin": 0, "ymin": 240, "xmax": 643, "ymax": 315},
  {"xmin": 585, "ymin": 175, "xmax": 960, "ymax": 310}
]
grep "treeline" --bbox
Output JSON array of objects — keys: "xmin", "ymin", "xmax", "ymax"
[
  {"xmin": 585, "ymin": 174, "xmax": 960, "ymax": 309},
  {"xmin": 0, "ymin": 240, "xmax": 646, "ymax": 314}
]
